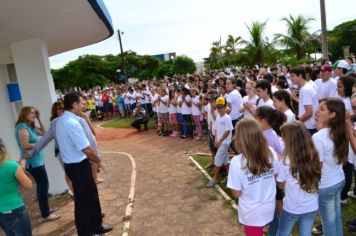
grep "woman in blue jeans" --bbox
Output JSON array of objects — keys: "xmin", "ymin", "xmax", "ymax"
[
  {"xmin": 0, "ymin": 138, "xmax": 33, "ymax": 235},
  {"xmin": 276, "ymin": 121, "xmax": 322, "ymax": 236},
  {"xmin": 15, "ymin": 106, "xmax": 60, "ymax": 222},
  {"xmin": 312, "ymin": 98, "xmax": 348, "ymax": 236}
]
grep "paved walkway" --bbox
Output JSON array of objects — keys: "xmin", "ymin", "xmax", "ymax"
[{"xmin": 2, "ymin": 126, "xmax": 242, "ymax": 236}]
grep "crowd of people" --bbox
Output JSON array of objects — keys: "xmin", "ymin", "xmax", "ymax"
[{"xmin": 1, "ymin": 57, "xmax": 356, "ymax": 236}]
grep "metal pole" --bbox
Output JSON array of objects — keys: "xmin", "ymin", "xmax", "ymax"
[
  {"xmin": 118, "ymin": 29, "xmax": 127, "ymax": 83},
  {"xmin": 320, "ymin": 0, "xmax": 329, "ymax": 60}
]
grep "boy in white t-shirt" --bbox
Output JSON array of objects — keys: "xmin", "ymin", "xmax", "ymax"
[
  {"xmin": 290, "ymin": 66, "xmax": 318, "ymax": 135},
  {"xmin": 207, "ymin": 96, "xmax": 233, "ymax": 188}
]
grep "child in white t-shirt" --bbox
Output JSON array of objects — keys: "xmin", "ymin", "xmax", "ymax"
[
  {"xmin": 157, "ymin": 88, "xmax": 170, "ymax": 136},
  {"xmin": 227, "ymin": 119, "xmax": 279, "ymax": 236},
  {"xmin": 207, "ymin": 96, "xmax": 233, "ymax": 188},
  {"xmin": 240, "ymin": 81, "xmax": 258, "ymax": 119},
  {"xmin": 273, "ymin": 90, "xmax": 296, "ymax": 122},
  {"xmin": 277, "ymin": 121, "xmax": 321, "ymax": 236},
  {"xmin": 168, "ymin": 90, "xmax": 178, "ymax": 137},
  {"xmin": 191, "ymin": 88, "xmax": 202, "ymax": 140}
]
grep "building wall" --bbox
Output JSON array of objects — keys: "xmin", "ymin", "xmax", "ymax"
[{"xmin": 0, "ymin": 65, "xmax": 20, "ymax": 160}]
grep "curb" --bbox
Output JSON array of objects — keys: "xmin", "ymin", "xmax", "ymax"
[
  {"xmin": 100, "ymin": 151, "xmax": 137, "ymax": 236},
  {"xmin": 96, "ymin": 118, "xmax": 120, "ymax": 129},
  {"xmin": 187, "ymin": 154, "xmax": 237, "ymax": 210}
]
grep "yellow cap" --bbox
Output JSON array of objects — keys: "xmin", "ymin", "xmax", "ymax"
[{"xmin": 215, "ymin": 96, "xmax": 226, "ymax": 107}]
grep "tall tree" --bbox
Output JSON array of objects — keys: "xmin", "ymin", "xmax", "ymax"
[
  {"xmin": 328, "ymin": 19, "xmax": 356, "ymax": 60},
  {"xmin": 274, "ymin": 15, "xmax": 315, "ymax": 60},
  {"xmin": 172, "ymin": 56, "xmax": 196, "ymax": 75},
  {"xmin": 224, "ymin": 35, "xmax": 242, "ymax": 55},
  {"xmin": 241, "ymin": 20, "xmax": 269, "ymax": 66}
]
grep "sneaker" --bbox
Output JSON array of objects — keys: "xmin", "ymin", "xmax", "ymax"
[
  {"xmin": 347, "ymin": 219, "xmax": 356, "ymax": 227},
  {"xmin": 170, "ymin": 132, "xmax": 177, "ymax": 137},
  {"xmin": 312, "ymin": 224, "xmax": 323, "ymax": 235},
  {"xmin": 49, "ymin": 208, "xmax": 58, "ymax": 214},
  {"xmin": 348, "ymin": 191, "xmax": 356, "ymax": 199},
  {"xmin": 41, "ymin": 213, "xmax": 61, "ymax": 222},
  {"xmin": 206, "ymin": 179, "xmax": 218, "ymax": 188},
  {"xmin": 341, "ymin": 199, "xmax": 348, "ymax": 205},
  {"xmin": 195, "ymin": 136, "xmax": 202, "ymax": 141}
]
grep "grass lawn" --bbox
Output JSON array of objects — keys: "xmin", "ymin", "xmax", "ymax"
[
  {"xmin": 100, "ymin": 117, "xmax": 156, "ymax": 129},
  {"xmin": 192, "ymin": 154, "xmax": 356, "ymax": 236}
]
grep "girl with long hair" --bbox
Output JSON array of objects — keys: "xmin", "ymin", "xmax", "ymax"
[
  {"xmin": 337, "ymin": 75, "xmax": 356, "ymax": 205},
  {"xmin": 227, "ymin": 119, "xmax": 279, "ymax": 236},
  {"xmin": 312, "ymin": 98, "xmax": 348, "ymax": 235},
  {"xmin": 255, "ymin": 106, "xmax": 286, "ymax": 156},
  {"xmin": 273, "ymin": 90, "xmax": 296, "ymax": 122},
  {"xmin": 276, "ymin": 121, "xmax": 321, "ymax": 236}
]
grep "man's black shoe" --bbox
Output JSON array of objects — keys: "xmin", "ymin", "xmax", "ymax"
[{"xmin": 93, "ymin": 225, "xmax": 113, "ymax": 234}]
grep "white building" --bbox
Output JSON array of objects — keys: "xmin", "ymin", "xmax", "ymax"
[{"xmin": 0, "ymin": 0, "xmax": 113, "ymax": 194}]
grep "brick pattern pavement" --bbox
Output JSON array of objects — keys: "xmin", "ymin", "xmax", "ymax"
[{"xmin": 1, "ymin": 127, "xmax": 242, "ymax": 236}]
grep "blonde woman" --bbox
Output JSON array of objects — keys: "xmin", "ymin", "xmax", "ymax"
[
  {"xmin": 15, "ymin": 106, "xmax": 60, "ymax": 222},
  {"xmin": 0, "ymin": 138, "xmax": 33, "ymax": 235}
]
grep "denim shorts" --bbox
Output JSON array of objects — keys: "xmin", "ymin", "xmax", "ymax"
[{"xmin": 214, "ymin": 143, "xmax": 230, "ymax": 167}]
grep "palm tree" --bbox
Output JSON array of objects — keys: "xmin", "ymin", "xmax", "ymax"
[
  {"xmin": 241, "ymin": 20, "xmax": 269, "ymax": 66},
  {"xmin": 224, "ymin": 35, "xmax": 242, "ymax": 55},
  {"xmin": 274, "ymin": 15, "xmax": 315, "ymax": 60}
]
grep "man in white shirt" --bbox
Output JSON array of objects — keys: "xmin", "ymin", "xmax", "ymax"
[
  {"xmin": 290, "ymin": 67, "xmax": 319, "ymax": 135},
  {"xmin": 315, "ymin": 65, "xmax": 338, "ymax": 101},
  {"xmin": 56, "ymin": 93, "xmax": 112, "ymax": 236}
]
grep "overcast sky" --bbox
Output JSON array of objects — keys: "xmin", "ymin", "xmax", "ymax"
[{"xmin": 49, "ymin": 0, "xmax": 355, "ymax": 69}]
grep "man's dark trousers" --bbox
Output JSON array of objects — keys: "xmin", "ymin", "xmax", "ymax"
[
  {"xmin": 131, "ymin": 118, "xmax": 148, "ymax": 130},
  {"xmin": 64, "ymin": 159, "xmax": 102, "ymax": 236}
]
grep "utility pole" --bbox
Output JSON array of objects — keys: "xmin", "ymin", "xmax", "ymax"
[
  {"xmin": 117, "ymin": 29, "xmax": 127, "ymax": 83},
  {"xmin": 320, "ymin": 0, "xmax": 329, "ymax": 61}
]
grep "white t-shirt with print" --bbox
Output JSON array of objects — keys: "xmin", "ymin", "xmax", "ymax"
[
  {"xmin": 277, "ymin": 157, "xmax": 318, "ymax": 214},
  {"xmin": 127, "ymin": 92, "xmax": 136, "ymax": 105},
  {"xmin": 227, "ymin": 89, "xmax": 243, "ymax": 120},
  {"xmin": 168, "ymin": 101, "xmax": 177, "ymax": 114},
  {"xmin": 227, "ymin": 149, "xmax": 279, "ymax": 226},
  {"xmin": 299, "ymin": 83, "xmax": 318, "ymax": 129},
  {"xmin": 241, "ymin": 95, "xmax": 258, "ymax": 119},
  {"xmin": 312, "ymin": 128, "xmax": 345, "ymax": 189},
  {"xmin": 158, "ymin": 95, "xmax": 169, "ymax": 113},
  {"xmin": 181, "ymin": 95, "xmax": 192, "ymax": 115},
  {"xmin": 151, "ymin": 94, "xmax": 159, "ymax": 112},
  {"xmin": 213, "ymin": 113, "xmax": 233, "ymax": 145},
  {"xmin": 191, "ymin": 96, "xmax": 201, "ymax": 116}
]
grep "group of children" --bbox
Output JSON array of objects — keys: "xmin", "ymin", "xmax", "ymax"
[{"xmin": 55, "ymin": 59, "xmax": 356, "ymax": 235}]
